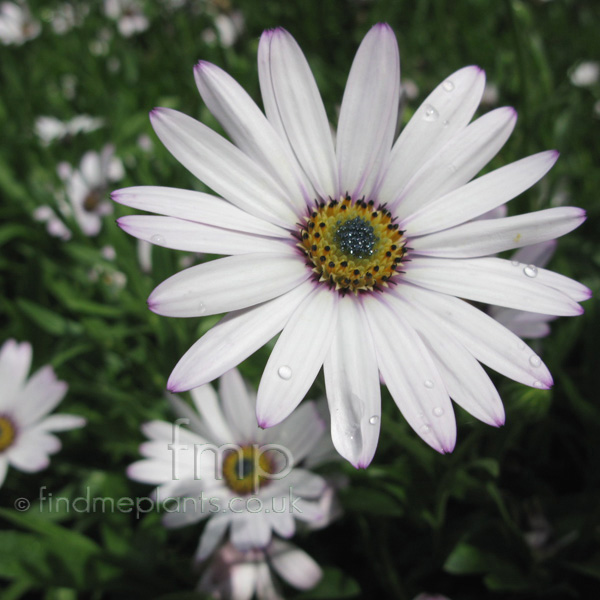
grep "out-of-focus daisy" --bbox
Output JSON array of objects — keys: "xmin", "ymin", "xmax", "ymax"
[
  {"xmin": 59, "ymin": 144, "xmax": 124, "ymax": 236},
  {"xmin": 44, "ymin": 2, "xmax": 89, "ymax": 35},
  {"xmin": 104, "ymin": 0, "xmax": 148, "ymax": 37},
  {"xmin": 34, "ymin": 114, "xmax": 105, "ymax": 146},
  {"xmin": 198, "ymin": 540, "xmax": 322, "ymax": 600},
  {"xmin": 33, "ymin": 205, "xmax": 72, "ymax": 241},
  {"xmin": 0, "ymin": 340, "xmax": 85, "ymax": 487},
  {"xmin": 202, "ymin": 10, "xmax": 244, "ymax": 48},
  {"xmin": 569, "ymin": 61, "xmax": 599, "ymax": 87},
  {"xmin": 0, "ymin": 1, "xmax": 40, "ymax": 45},
  {"xmin": 490, "ymin": 241, "xmax": 559, "ymax": 339},
  {"xmin": 114, "ymin": 24, "xmax": 590, "ymax": 468},
  {"xmin": 128, "ymin": 368, "xmax": 337, "ymax": 558}
]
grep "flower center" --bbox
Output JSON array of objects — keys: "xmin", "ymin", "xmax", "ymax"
[
  {"xmin": 221, "ymin": 445, "xmax": 275, "ymax": 495},
  {"xmin": 0, "ymin": 416, "xmax": 16, "ymax": 452},
  {"xmin": 297, "ymin": 195, "xmax": 406, "ymax": 294},
  {"xmin": 83, "ymin": 189, "xmax": 103, "ymax": 212}
]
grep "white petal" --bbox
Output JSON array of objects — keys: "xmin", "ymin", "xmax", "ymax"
[
  {"xmin": 259, "ymin": 28, "xmax": 338, "ymax": 198},
  {"xmin": 263, "ymin": 401, "xmax": 325, "ymax": 464},
  {"xmin": 6, "ymin": 433, "xmax": 52, "ymax": 473},
  {"xmin": 511, "ymin": 240, "xmax": 557, "ymax": 268},
  {"xmin": 403, "ymin": 257, "xmax": 583, "ymax": 316},
  {"xmin": 363, "ymin": 295, "xmax": 456, "ymax": 454},
  {"xmin": 492, "ymin": 309, "xmax": 554, "ymax": 339},
  {"xmin": 323, "ymin": 296, "xmax": 381, "ymax": 467},
  {"xmin": 393, "ymin": 107, "xmax": 517, "ymax": 219},
  {"xmin": 410, "ymin": 207, "xmax": 586, "ymax": 258},
  {"xmin": 117, "ymin": 215, "xmax": 290, "ymax": 255},
  {"xmin": 376, "ymin": 65, "xmax": 485, "ymax": 203},
  {"xmin": 0, "ymin": 340, "xmax": 32, "ymax": 411},
  {"xmin": 220, "ymin": 368, "xmax": 260, "ymax": 444},
  {"xmin": 12, "ymin": 366, "xmax": 68, "ymax": 427},
  {"xmin": 168, "ymin": 281, "xmax": 314, "ymax": 392},
  {"xmin": 396, "ymin": 284, "xmax": 554, "ymax": 388},
  {"xmin": 196, "ymin": 514, "xmax": 230, "ymax": 561},
  {"xmin": 150, "ymin": 108, "xmax": 297, "ymax": 228},
  {"xmin": 167, "ymin": 393, "xmax": 212, "ymax": 440},
  {"xmin": 266, "ymin": 508, "xmax": 295, "ymax": 540},
  {"xmin": 337, "ymin": 24, "xmax": 400, "ymax": 198},
  {"xmin": 269, "ymin": 539, "xmax": 322, "ymax": 590},
  {"xmin": 280, "ymin": 468, "xmax": 326, "ymax": 498},
  {"xmin": 514, "ymin": 262, "xmax": 591, "ymax": 302},
  {"xmin": 127, "ymin": 459, "xmax": 176, "ymax": 484},
  {"xmin": 230, "ymin": 512, "xmax": 272, "ymax": 550},
  {"xmin": 257, "ymin": 286, "xmax": 338, "ymax": 428},
  {"xmin": 37, "ymin": 414, "xmax": 86, "ymax": 432},
  {"xmin": 404, "ymin": 150, "xmax": 560, "ymax": 235},
  {"xmin": 148, "ymin": 253, "xmax": 309, "ymax": 318},
  {"xmin": 190, "ymin": 384, "xmax": 236, "ymax": 445},
  {"xmin": 0, "ymin": 456, "xmax": 8, "ymax": 488},
  {"xmin": 393, "ymin": 295, "xmax": 505, "ymax": 426},
  {"xmin": 194, "ymin": 61, "xmax": 309, "ymax": 212},
  {"xmin": 112, "ymin": 186, "xmax": 287, "ymax": 238}
]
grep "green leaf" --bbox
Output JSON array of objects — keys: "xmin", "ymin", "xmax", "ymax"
[
  {"xmin": 16, "ymin": 299, "xmax": 83, "ymax": 336},
  {"xmin": 444, "ymin": 543, "xmax": 491, "ymax": 575}
]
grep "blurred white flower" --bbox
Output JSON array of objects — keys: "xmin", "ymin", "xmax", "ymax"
[
  {"xmin": 0, "ymin": 1, "xmax": 40, "ymax": 45},
  {"xmin": 101, "ymin": 245, "xmax": 117, "ymax": 261},
  {"xmin": 0, "ymin": 339, "xmax": 85, "ymax": 487},
  {"xmin": 34, "ymin": 114, "xmax": 105, "ymax": 145},
  {"xmin": 569, "ymin": 61, "xmax": 599, "ymax": 87},
  {"xmin": 47, "ymin": 2, "xmax": 89, "ymax": 35},
  {"xmin": 137, "ymin": 133, "xmax": 154, "ymax": 152},
  {"xmin": 481, "ymin": 81, "xmax": 499, "ymax": 106},
  {"xmin": 33, "ymin": 205, "xmax": 72, "ymax": 240},
  {"xmin": 198, "ymin": 540, "xmax": 322, "ymax": 600},
  {"xmin": 137, "ymin": 239, "xmax": 153, "ymax": 273},
  {"xmin": 128, "ymin": 368, "xmax": 339, "ymax": 559},
  {"xmin": 104, "ymin": 0, "xmax": 149, "ymax": 37},
  {"xmin": 401, "ymin": 78, "xmax": 419, "ymax": 101},
  {"xmin": 89, "ymin": 26, "xmax": 112, "ymax": 55},
  {"xmin": 413, "ymin": 595, "xmax": 451, "ymax": 600},
  {"xmin": 202, "ymin": 10, "xmax": 244, "ymax": 48}
]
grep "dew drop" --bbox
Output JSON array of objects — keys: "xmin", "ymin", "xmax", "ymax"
[
  {"xmin": 442, "ymin": 79, "xmax": 455, "ymax": 92},
  {"xmin": 420, "ymin": 424, "xmax": 431, "ymax": 434},
  {"xmin": 198, "ymin": 302, "xmax": 206, "ymax": 315},
  {"xmin": 518, "ymin": 341, "xmax": 526, "ymax": 350},
  {"xmin": 533, "ymin": 380, "xmax": 544, "ymax": 389},
  {"xmin": 433, "ymin": 407, "xmax": 444, "ymax": 417},
  {"xmin": 423, "ymin": 104, "xmax": 439, "ymax": 122},
  {"xmin": 369, "ymin": 416, "xmax": 379, "ymax": 425},
  {"xmin": 277, "ymin": 365, "xmax": 292, "ymax": 380},
  {"xmin": 511, "ymin": 260, "xmax": 520, "ymax": 267},
  {"xmin": 424, "ymin": 379, "xmax": 434, "ymax": 389},
  {"xmin": 523, "ymin": 264, "xmax": 538, "ymax": 278},
  {"xmin": 529, "ymin": 355, "xmax": 542, "ymax": 368},
  {"xmin": 442, "ymin": 119, "xmax": 450, "ymax": 128},
  {"xmin": 150, "ymin": 234, "xmax": 165, "ymax": 245}
]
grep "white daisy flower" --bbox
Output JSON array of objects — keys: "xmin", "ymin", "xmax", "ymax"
[
  {"xmin": 0, "ymin": 1, "xmax": 40, "ymax": 45},
  {"xmin": 198, "ymin": 539, "xmax": 322, "ymax": 600},
  {"xmin": 0, "ymin": 339, "xmax": 85, "ymax": 487},
  {"xmin": 127, "ymin": 368, "xmax": 337, "ymax": 558},
  {"xmin": 59, "ymin": 144, "xmax": 124, "ymax": 236},
  {"xmin": 103, "ymin": 0, "xmax": 148, "ymax": 38},
  {"xmin": 490, "ymin": 240, "xmax": 559, "ymax": 339},
  {"xmin": 569, "ymin": 60, "xmax": 600, "ymax": 88},
  {"xmin": 114, "ymin": 24, "xmax": 590, "ymax": 468},
  {"xmin": 34, "ymin": 114, "xmax": 105, "ymax": 146}
]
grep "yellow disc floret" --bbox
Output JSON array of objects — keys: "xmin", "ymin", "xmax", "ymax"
[
  {"xmin": 0, "ymin": 416, "xmax": 16, "ymax": 452},
  {"xmin": 297, "ymin": 195, "xmax": 407, "ymax": 294},
  {"xmin": 222, "ymin": 445, "xmax": 275, "ymax": 495}
]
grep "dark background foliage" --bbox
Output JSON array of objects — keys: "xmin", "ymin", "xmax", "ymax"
[{"xmin": 0, "ymin": 0, "xmax": 598, "ymax": 598}]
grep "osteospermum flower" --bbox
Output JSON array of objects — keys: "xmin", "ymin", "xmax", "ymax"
[
  {"xmin": 114, "ymin": 24, "xmax": 590, "ymax": 467},
  {"xmin": 0, "ymin": 1, "xmax": 40, "ymax": 45},
  {"xmin": 0, "ymin": 339, "xmax": 85, "ymax": 487},
  {"xmin": 197, "ymin": 540, "xmax": 322, "ymax": 600},
  {"xmin": 127, "ymin": 368, "xmax": 337, "ymax": 559}
]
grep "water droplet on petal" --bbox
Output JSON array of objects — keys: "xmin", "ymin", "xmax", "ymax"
[
  {"xmin": 511, "ymin": 260, "xmax": 520, "ymax": 267},
  {"xmin": 423, "ymin": 104, "xmax": 439, "ymax": 122},
  {"xmin": 277, "ymin": 365, "xmax": 292, "ymax": 380},
  {"xmin": 523, "ymin": 264, "xmax": 538, "ymax": 278},
  {"xmin": 198, "ymin": 302, "xmax": 206, "ymax": 315},
  {"xmin": 433, "ymin": 407, "xmax": 444, "ymax": 417},
  {"xmin": 442, "ymin": 79, "xmax": 455, "ymax": 92},
  {"xmin": 369, "ymin": 416, "xmax": 379, "ymax": 425},
  {"xmin": 151, "ymin": 234, "xmax": 165, "ymax": 244},
  {"xmin": 424, "ymin": 379, "xmax": 434, "ymax": 389},
  {"xmin": 533, "ymin": 380, "xmax": 544, "ymax": 388},
  {"xmin": 420, "ymin": 424, "xmax": 431, "ymax": 434},
  {"xmin": 442, "ymin": 119, "xmax": 450, "ymax": 128},
  {"xmin": 529, "ymin": 355, "xmax": 542, "ymax": 367},
  {"xmin": 518, "ymin": 341, "xmax": 526, "ymax": 350}
]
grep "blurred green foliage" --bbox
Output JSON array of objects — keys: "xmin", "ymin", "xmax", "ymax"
[{"xmin": 1, "ymin": 0, "xmax": 599, "ymax": 598}]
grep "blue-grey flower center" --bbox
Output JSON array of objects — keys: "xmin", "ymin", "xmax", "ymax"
[{"xmin": 334, "ymin": 216, "xmax": 378, "ymax": 259}]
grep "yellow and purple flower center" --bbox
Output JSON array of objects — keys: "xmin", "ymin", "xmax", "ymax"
[
  {"xmin": 298, "ymin": 195, "xmax": 406, "ymax": 294},
  {"xmin": 222, "ymin": 445, "xmax": 276, "ymax": 495},
  {"xmin": 0, "ymin": 416, "xmax": 16, "ymax": 452}
]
